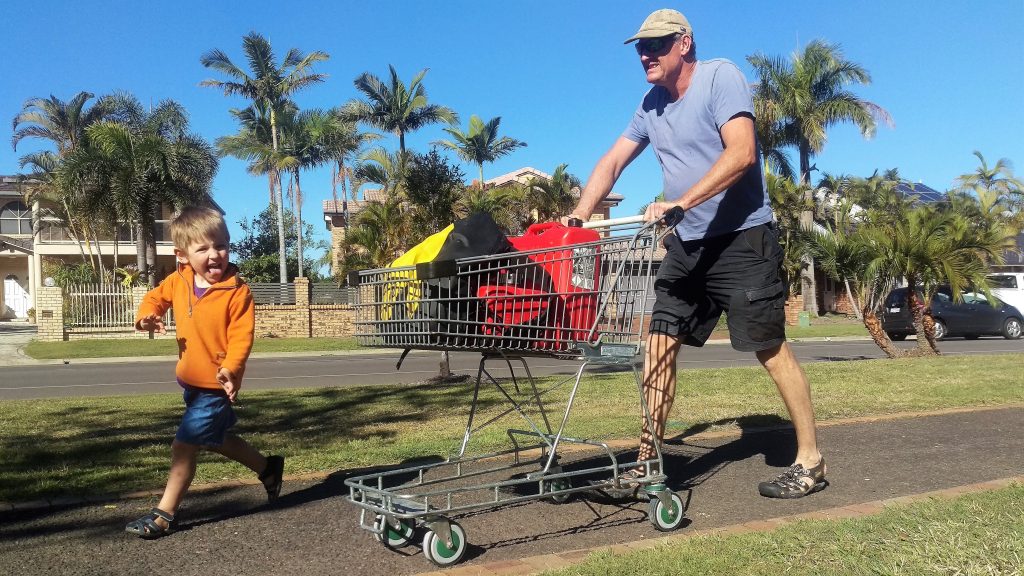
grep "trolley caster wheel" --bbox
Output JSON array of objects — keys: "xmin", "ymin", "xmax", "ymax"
[
  {"xmin": 648, "ymin": 490, "xmax": 686, "ymax": 532},
  {"xmin": 422, "ymin": 520, "xmax": 467, "ymax": 567},
  {"xmin": 545, "ymin": 477, "xmax": 573, "ymax": 503},
  {"xmin": 374, "ymin": 514, "xmax": 416, "ymax": 549}
]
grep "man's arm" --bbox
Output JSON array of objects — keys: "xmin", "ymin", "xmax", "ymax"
[
  {"xmin": 643, "ymin": 114, "xmax": 758, "ymax": 221},
  {"xmin": 569, "ymin": 137, "xmax": 647, "ymax": 221}
]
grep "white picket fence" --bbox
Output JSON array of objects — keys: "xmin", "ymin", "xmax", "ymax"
[{"xmin": 64, "ymin": 284, "xmax": 175, "ymax": 329}]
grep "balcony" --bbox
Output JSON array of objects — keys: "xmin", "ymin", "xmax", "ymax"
[{"xmin": 36, "ymin": 220, "xmax": 173, "ymax": 244}]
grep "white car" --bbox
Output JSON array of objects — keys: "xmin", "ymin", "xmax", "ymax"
[{"xmin": 988, "ymin": 273, "xmax": 1024, "ymax": 311}]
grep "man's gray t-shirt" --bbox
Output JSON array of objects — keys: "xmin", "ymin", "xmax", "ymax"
[{"xmin": 623, "ymin": 58, "xmax": 772, "ymax": 240}]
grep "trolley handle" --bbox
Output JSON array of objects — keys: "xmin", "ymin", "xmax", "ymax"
[{"xmin": 571, "ymin": 206, "xmax": 685, "ymax": 230}]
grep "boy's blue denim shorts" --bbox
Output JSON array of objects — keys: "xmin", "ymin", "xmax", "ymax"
[{"xmin": 176, "ymin": 386, "xmax": 237, "ymax": 447}]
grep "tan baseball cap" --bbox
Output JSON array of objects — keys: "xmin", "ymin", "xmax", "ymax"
[{"xmin": 624, "ymin": 9, "xmax": 692, "ymax": 44}]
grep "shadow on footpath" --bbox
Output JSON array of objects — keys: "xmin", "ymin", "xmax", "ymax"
[{"xmin": 1, "ymin": 415, "xmax": 796, "ymax": 544}]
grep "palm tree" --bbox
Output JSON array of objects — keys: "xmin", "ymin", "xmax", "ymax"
[
  {"xmin": 12, "ymin": 91, "xmax": 114, "ymax": 155},
  {"xmin": 60, "ymin": 96, "xmax": 217, "ymax": 284},
  {"xmin": 201, "ymin": 32, "xmax": 328, "ymax": 283},
  {"xmin": 354, "ymin": 147, "xmax": 411, "ymax": 201},
  {"xmin": 276, "ymin": 108, "xmax": 342, "ymax": 277},
  {"xmin": 861, "ymin": 207, "xmax": 1002, "ymax": 356},
  {"xmin": 434, "ymin": 115, "xmax": 526, "ymax": 188},
  {"xmin": 321, "ymin": 110, "xmax": 379, "ymax": 230},
  {"xmin": 957, "ymin": 151, "xmax": 1024, "ymax": 201},
  {"xmin": 527, "ymin": 164, "xmax": 581, "ymax": 223},
  {"xmin": 12, "ymin": 91, "xmax": 117, "ymax": 273},
  {"xmin": 766, "ymin": 171, "xmax": 813, "ymax": 296},
  {"xmin": 456, "ymin": 185, "xmax": 528, "ymax": 233},
  {"xmin": 339, "ymin": 197, "xmax": 408, "ymax": 273},
  {"xmin": 749, "ymin": 40, "xmax": 893, "ymax": 315},
  {"xmin": 342, "ymin": 65, "xmax": 457, "ymax": 153}
]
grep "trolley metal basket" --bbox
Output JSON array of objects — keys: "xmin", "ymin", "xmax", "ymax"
[{"xmin": 344, "ymin": 213, "xmax": 687, "ymax": 567}]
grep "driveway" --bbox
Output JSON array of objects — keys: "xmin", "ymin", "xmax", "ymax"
[{"xmin": 0, "ymin": 320, "xmax": 35, "ymax": 365}]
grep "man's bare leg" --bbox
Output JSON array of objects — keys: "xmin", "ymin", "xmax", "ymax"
[
  {"xmin": 756, "ymin": 341, "xmax": 822, "ymax": 468},
  {"xmin": 638, "ymin": 332, "xmax": 682, "ymax": 468}
]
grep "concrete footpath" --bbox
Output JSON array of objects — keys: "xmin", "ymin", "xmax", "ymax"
[{"xmin": 1, "ymin": 406, "xmax": 1021, "ymax": 576}]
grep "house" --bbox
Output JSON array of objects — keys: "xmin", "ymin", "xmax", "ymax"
[
  {"xmin": 322, "ymin": 167, "xmax": 625, "ymax": 276},
  {"xmin": 1, "ymin": 175, "xmax": 183, "ymax": 319}
]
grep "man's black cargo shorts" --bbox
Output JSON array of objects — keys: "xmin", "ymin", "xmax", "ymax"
[{"xmin": 649, "ymin": 222, "xmax": 787, "ymax": 352}]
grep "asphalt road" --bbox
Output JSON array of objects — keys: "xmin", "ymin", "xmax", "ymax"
[{"xmin": 2, "ymin": 337, "xmax": 1022, "ymax": 400}]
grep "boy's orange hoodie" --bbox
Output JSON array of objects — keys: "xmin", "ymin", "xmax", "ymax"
[{"xmin": 135, "ymin": 264, "xmax": 255, "ymax": 390}]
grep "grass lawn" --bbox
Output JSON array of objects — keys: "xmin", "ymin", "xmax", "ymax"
[
  {"xmin": 1, "ymin": 353, "xmax": 1020, "ymax": 502},
  {"xmin": 24, "ymin": 336, "xmax": 362, "ymax": 359},
  {"xmin": 24, "ymin": 314, "xmax": 867, "ymax": 359},
  {"xmin": 542, "ymin": 484, "xmax": 1024, "ymax": 576}
]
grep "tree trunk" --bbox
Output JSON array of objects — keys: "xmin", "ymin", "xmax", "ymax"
[
  {"xmin": 798, "ymin": 144, "xmax": 818, "ymax": 316},
  {"xmin": 135, "ymin": 222, "xmax": 148, "ymax": 286},
  {"xmin": 862, "ymin": 307, "xmax": 905, "ymax": 359},
  {"xmin": 62, "ymin": 198, "xmax": 90, "ymax": 265},
  {"xmin": 146, "ymin": 221, "xmax": 157, "ymax": 286},
  {"xmin": 92, "ymin": 228, "xmax": 106, "ymax": 282},
  {"xmin": 271, "ymin": 110, "xmax": 287, "ymax": 284},
  {"xmin": 274, "ymin": 170, "xmax": 288, "ymax": 284},
  {"xmin": 921, "ymin": 309, "xmax": 941, "ymax": 354},
  {"xmin": 440, "ymin": 351, "xmax": 451, "ymax": 378},
  {"xmin": 294, "ymin": 170, "xmax": 304, "ymax": 279},
  {"xmin": 906, "ymin": 285, "xmax": 939, "ymax": 356},
  {"xmin": 844, "ymin": 277, "xmax": 862, "ymax": 320}
]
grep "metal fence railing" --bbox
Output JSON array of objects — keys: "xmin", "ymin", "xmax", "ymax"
[
  {"xmin": 249, "ymin": 282, "xmax": 296, "ymax": 305},
  {"xmin": 63, "ymin": 283, "xmax": 175, "ymax": 329},
  {"xmin": 311, "ymin": 283, "xmax": 353, "ymax": 305}
]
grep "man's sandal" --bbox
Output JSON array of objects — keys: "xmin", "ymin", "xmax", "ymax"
[
  {"xmin": 125, "ymin": 508, "xmax": 175, "ymax": 539},
  {"xmin": 758, "ymin": 458, "xmax": 828, "ymax": 499},
  {"xmin": 259, "ymin": 455, "xmax": 285, "ymax": 502}
]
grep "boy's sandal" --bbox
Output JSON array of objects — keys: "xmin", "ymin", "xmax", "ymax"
[
  {"xmin": 259, "ymin": 455, "xmax": 285, "ymax": 502},
  {"xmin": 758, "ymin": 458, "xmax": 828, "ymax": 499},
  {"xmin": 125, "ymin": 508, "xmax": 175, "ymax": 539}
]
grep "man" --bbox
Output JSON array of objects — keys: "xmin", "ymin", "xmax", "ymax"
[{"xmin": 568, "ymin": 9, "xmax": 827, "ymax": 498}]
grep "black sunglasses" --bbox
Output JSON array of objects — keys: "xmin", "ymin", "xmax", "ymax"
[{"xmin": 634, "ymin": 35, "xmax": 677, "ymax": 56}]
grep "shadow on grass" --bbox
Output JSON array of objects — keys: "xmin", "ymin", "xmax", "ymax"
[{"xmin": 0, "ymin": 380, "xmax": 512, "ymax": 502}]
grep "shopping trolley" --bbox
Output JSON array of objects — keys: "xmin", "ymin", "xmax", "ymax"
[{"xmin": 344, "ymin": 210, "xmax": 685, "ymax": 566}]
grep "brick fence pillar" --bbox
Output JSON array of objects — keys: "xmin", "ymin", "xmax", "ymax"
[
  {"xmin": 35, "ymin": 286, "xmax": 65, "ymax": 341},
  {"xmin": 294, "ymin": 277, "xmax": 311, "ymax": 337}
]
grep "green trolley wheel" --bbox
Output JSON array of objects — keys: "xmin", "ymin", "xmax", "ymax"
[
  {"xmin": 648, "ymin": 491, "xmax": 685, "ymax": 532},
  {"xmin": 422, "ymin": 520, "xmax": 467, "ymax": 567},
  {"xmin": 374, "ymin": 514, "xmax": 416, "ymax": 549}
]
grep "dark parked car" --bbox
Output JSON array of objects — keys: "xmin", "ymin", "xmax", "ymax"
[{"xmin": 881, "ymin": 286, "xmax": 1023, "ymax": 340}]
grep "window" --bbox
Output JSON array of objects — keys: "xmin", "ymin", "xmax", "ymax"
[
  {"xmin": 0, "ymin": 201, "xmax": 32, "ymax": 235},
  {"xmin": 988, "ymin": 275, "xmax": 1018, "ymax": 289}
]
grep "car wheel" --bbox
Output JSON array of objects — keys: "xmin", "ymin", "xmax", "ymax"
[
  {"xmin": 1003, "ymin": 317, "xmax": 1023, "ymax": 340},
  {"xmin": 886, "ymin": 332, "xmax": 907, "ymax": 341},
  {"xmin": 932, "ymin": 320, "xmax": 947, "ymax": 340}
]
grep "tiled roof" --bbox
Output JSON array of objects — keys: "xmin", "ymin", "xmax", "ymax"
[{"xmin": 0, "ymin": 234, "xmax": 33, "ymax": 254}]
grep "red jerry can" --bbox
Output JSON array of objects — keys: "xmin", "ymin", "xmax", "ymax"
[{"xmin": 506, "ymin": 222, "xmax": 601, "ymax": 348}]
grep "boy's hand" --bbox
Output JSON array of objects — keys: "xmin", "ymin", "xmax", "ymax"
[
  {"xmin": 137, "ymin": 314, "xmax": 166, "ymax": 334},
  {"xmin": 216, "ymin": 367, "xmax": 239, "ymax": 403}
]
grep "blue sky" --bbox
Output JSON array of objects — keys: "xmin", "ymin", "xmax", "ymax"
[{"xmin": 3, "ymin": 1, "xmax": 1022, "ymax": 262}]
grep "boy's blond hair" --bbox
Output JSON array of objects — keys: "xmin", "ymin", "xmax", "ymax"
[{"xmin": 170, "ymin": 206, "xmax": 230, "ymax": 249}]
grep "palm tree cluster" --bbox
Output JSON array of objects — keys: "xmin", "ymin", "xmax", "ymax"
[
  {"xmin": 13, "ymin": 91, "xmax": 217, "ymax": 285},
  {"xmin": 202, "ymin": 37, "xmax": 552, "ymax": 283},
  {"xmin": 793, "ymin": 158, "xmax": 1020, "ymax": 358},
  {"xmin": 749, "ymin": 40, "xmax": 1022, "ymax": 357}
]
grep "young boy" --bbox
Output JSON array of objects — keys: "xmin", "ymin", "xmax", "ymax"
[{"xmin": 125, "ymin": 206, "xmax": 283, "ymax": 539}]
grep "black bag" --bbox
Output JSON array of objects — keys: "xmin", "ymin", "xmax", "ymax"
[{"xmin": 417, "ymin": 213, "xmax": 515, "ymax": 346}]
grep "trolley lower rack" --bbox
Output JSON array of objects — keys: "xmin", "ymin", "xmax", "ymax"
[{"xmin": 343, "ymin": 214, "xmax": 687, "ymax": 567}]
